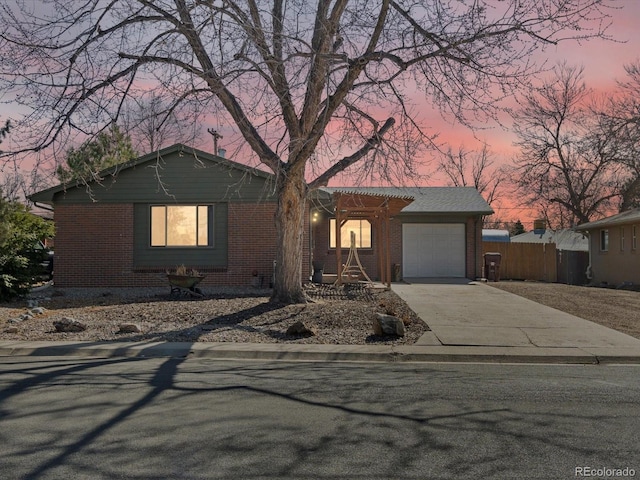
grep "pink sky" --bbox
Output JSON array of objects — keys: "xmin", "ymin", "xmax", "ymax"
[
  {"xmin": 423, "ymin": 0, "xmax": 640, "ymax": 227},
  {"xmin": 4, "ymin": 1, "xmax": 639, "ymax": 229},
  {"xmin": 435, "ymin": 0, "xmax": 640, "ymax": 154}
]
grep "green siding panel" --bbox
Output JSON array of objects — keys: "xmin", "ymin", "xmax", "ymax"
[
  {"xmin": 133, "ymin": 203, "xmax": 228, "ymax": 268},
  {"xmin": 53, "ymin": 150, "xmax": 276, "ymax": 204}
]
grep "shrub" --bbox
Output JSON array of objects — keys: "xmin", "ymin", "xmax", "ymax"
[{"xmin": 0, "ymin": 197, "xmax": 54, "ymax": 301}]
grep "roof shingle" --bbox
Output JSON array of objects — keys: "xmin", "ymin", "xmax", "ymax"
[{"xmin": 318, "ymin": 186, "xmax": 493, "ymax": 215}]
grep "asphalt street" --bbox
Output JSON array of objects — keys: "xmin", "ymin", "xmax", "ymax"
[{"xmin": 0, "ymin": 357, "xmax": 639, "ymax": 479}]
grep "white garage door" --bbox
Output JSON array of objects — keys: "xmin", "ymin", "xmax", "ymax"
[{"xmin": 402, "ymin": 224, "xmax": 466, "ymax": 277}]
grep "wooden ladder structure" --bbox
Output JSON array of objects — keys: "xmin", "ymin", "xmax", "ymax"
[{"xmin": 337, "ymin": 231, "xmax": 373, "ymax": 284}]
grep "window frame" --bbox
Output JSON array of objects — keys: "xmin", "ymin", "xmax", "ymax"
[
  {"xmin": 633, "ymin": 225, "xmax": 637, "ymax": 251},
  {"xmin": 620, "ymin": 226, "xmax": 625, "ymax": 252},
  {"xmin": 150, "ymin": 204, "xmax": 215, "ymax": 248},
  {"xmin": 599, "ymin": 229, "xmax": 609, "ymax": 252},
  {"xmin": 329, "ymin": 218, "xmax": 373, "ymax": 249}
]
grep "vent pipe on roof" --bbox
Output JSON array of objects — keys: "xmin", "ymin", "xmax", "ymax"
[{"xmin": 217, "ymin": 148, "xmax": 226, "ymax": 158}]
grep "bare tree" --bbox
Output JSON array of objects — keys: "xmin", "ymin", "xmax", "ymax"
[
  {"xmin": 438, "ymin": 144, "xmax": 506, "ymax": 205},
  {"xmin": 598, "ymin": 60, "xmax": 640, "ymax": 211},
  {"xmin": 512, "ymin": 63, "xmax": 623, "ymax": 228},
  {"xmin": 0, "ymin": 0, "xmax": 614, "ymax": 302},
  {"xmin": 120, "ymin": 94, "xmax": 203, "ymax": 152}
]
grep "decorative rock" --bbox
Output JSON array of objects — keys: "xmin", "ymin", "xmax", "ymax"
[
  {"xmin": 30, "ymin": 307, "xmax": 46, "ymax": 315},
  {"xmin": 118, "ymin": 323, "xmax": 142, "ymax": 334},
  {"xmin": 19, "ymin": 313, "xmax": 34, "ymax": 321},
  {"xmin": 286, "ymin": 320, "xmax": 317, "ymax": 337},
  {"xmin": 8, "ymin": 318, "xmax": 22, "ymax": 324},
  {"xmin": 53, "ymin": 317, "xmax": 87, "ymax": 333},
  {"xmin": 373, "ymin": 313, "xmax": 405, "ymax": 337},
  {"xmin": 5, "ymin": 326, "xmax": 19, "ymax": 334}
]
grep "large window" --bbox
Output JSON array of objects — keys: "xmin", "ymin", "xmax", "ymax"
[
  {"xmin": 330, "ymin": 219, "xmax": 372, "ymax": 248},
  {"xmin": 151, "ymin": 205, "xmax": 213, "ymax": 247},
  {"xmin": 600, "ymin": 229, "xmax": 609, "ymax": 252}
]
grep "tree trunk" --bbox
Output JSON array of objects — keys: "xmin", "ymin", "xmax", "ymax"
[{"xmin": 272, "ymin": 165, "xmax": 307, "ymax": 304}]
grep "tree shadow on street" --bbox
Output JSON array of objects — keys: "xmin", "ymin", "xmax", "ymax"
[{"xmin": 1, "ymin": 359, "xmax": 636, "ymax": 479}]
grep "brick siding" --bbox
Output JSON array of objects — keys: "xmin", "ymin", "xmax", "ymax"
[
  {"xmin": 466, "ymin": 216, "xmax": 482, "ymax": 279},
  {"xmin": 54, "ymin": 202, "xmax": 310, "ymax": 287},
  {"xmin": 54, "ymin": 204, "xmax": 135, "ymax": 287}
]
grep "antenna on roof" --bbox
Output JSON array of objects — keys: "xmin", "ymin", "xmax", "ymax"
[{"xmin": 207, "ymin": 128, "xmax": 224, "ymax": 157}]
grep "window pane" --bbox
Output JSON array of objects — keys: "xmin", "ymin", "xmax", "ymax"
[
  {"xmin": 600, "ymin": 230, "xmax": 609, "ymax": 251},
  {"xmin": 167, "ymin": 206, "xmax": 197, "ymax": 246},
  {"xmin": 198, "ymin": 205, "xmax": 208, "ymax": 246},
  {"xmin": 151, "ymin": 206, "xmax": 166, "ymax": 246},
  {"xmin": 330, "ymin": 219, "xmax": 371, "ymax": 248},
  {"xmin": 330, "ymin": 219, "xmax": 337, "ymax": 248},
  {"xmin": 359, "ymin": 221, "xmax": 372, "ymax": 248}
]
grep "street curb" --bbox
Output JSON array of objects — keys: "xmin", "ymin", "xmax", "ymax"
[{"xmin": 2, "ymin": 341, "xmax": 640, "ymax": 364}]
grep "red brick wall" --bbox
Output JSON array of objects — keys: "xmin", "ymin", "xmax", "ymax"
[
  {"xmin": 466, "ymin": 216, "xmax": 482, "ymax": 279},
  {"xmin": 54, "ymin": 202, "xmax": 310, "ymax": 287},
  {"xmin": 54, "ymin": 204, "xmax": 135, "ymax": 287},
  {"xmin": 225, "ymin": 202, "xmax": 310, "ymax": 287}
]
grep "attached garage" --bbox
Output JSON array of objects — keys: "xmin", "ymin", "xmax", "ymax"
[
  {"xmin": 312, "ymin": 186, "xmax": 493, "ymax": 282},
  {"xmin": 402, "ymin": 223, "xmax": 466, "ymax": 277}
]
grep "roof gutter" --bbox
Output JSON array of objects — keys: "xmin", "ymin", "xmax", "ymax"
[{"xmin": 32, "ymin": 201, "xmax": 54, "ymax": 213}]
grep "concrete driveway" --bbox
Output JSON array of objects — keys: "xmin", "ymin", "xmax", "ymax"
[{"xmin": 393, "ymin": 279, "xmax": 640, "ymax": 357}]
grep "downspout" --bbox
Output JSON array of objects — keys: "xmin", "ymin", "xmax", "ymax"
[
  {"xmin": 475, "ymin": 216, "xmax": 480, "ymax": 279},
  {"xmin": 583, "ymin": 230, "xmax": 593, "ymax": 281},
  {"xmin": 33, "ymin": 202, "xmax": 54, "ymax": 213}
]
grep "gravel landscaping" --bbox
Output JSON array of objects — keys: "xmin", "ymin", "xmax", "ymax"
[
  {"xmin": 0, "ymin": 283, "xmax": 428, "ymax": 345},
  {"xmin": 489, "ymin": 281, "xmax": 640, "ymax": 339},
  {"xmin": 3, "ymin": 280, "xmax": 639, "ymax": 344}
]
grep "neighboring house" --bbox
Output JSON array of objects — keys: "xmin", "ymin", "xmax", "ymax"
[
  {"xmin": 311, "ymin": 187, "xmax": 493, "ymax": 281},
  {"xmin": 510, "ymin": 229, "xmax": 588, "ymax": 252},
  {"xmin": 482, "ymin": 229, "xmax": 510, "ymax": 243},
  {"xmin": 575, "ymin": 209, "xmax": 640, "ymax": 286},
  {"xmin": 29, "ymin": 144, "xmax": 493, "ymax": 289}
]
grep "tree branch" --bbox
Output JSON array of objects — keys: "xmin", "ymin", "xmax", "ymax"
[{"xmin": 309, "ymin": 117, "xmax": 395, "ymax": 189}]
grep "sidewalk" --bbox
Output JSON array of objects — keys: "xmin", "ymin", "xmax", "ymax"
[{"xmin": 1, "ymin": 280, "xmax": 640, "ymax": 364}]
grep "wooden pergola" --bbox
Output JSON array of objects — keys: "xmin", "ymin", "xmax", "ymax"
[{"xmin": 333, "ymin": 191, "xmax": 413, "ymax": 288}]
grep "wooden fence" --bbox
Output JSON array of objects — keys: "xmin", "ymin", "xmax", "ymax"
[{"xmin": 482, "ymin": 242, "xmax": 558, "ymax": 282}]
